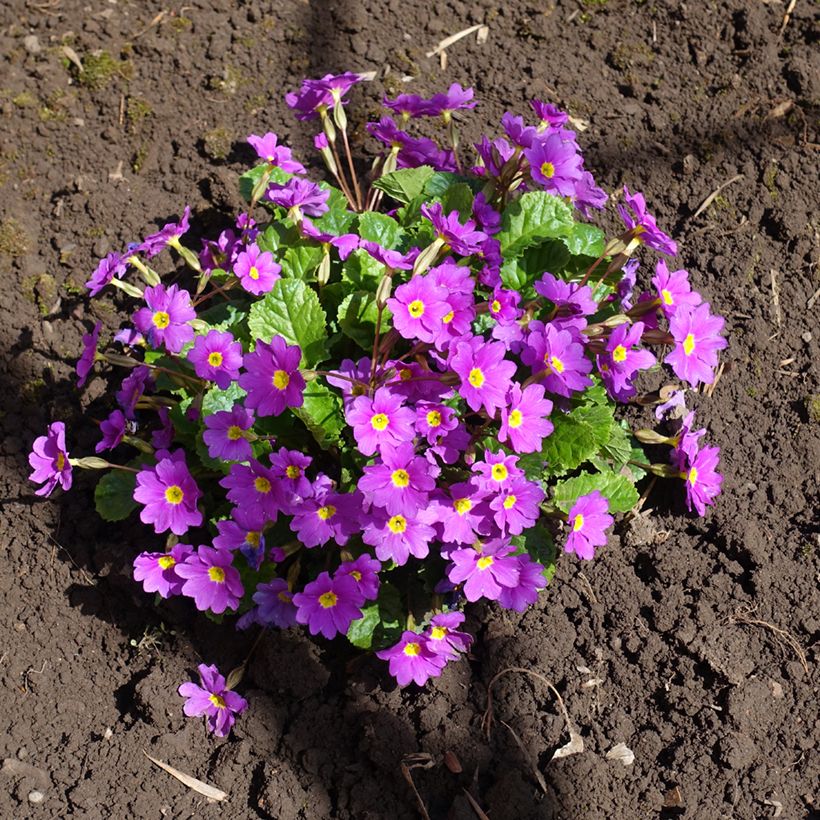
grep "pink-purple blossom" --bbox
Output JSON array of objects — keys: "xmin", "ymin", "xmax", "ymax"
[
  {"xmin": 651, "ymin": 260, "xmax": 702, "ymax": 319},
  {"xmin": 203, "ymin": 405, "xmax": 254, "ymax": 462},
  {"xmin": 292, "ymin": 571, "xmax": 364, "ymax": 639},
  {"xmin": 234, "ymin": 243, "xmax": 281, "ymax": 295},
  {"xmin": 86, "ymin": 252, "xmax": 127, "ymax": 296},
  {"xmin": 618, "ymin": 186, "xmax": 677, "ymax": 256},
  {"xmin": 358, "ymin": 442, "xmax": 436, "ymax": 516},
  {"xmin": 187, "ymin": 330, "xmax": 243, "ymax": 389},
  {"xmin": 133, "ymin": 543, "xmax": 193, "ymax": 598},
  {"xmin": 239, "ymin": 336, "xmax": 305, "ymax": 416},
  {"xmin": 362, "ymin": 510, "xmax": 435, "ymax": 565},
  {"xmin": 345, "ymin": 388, "xmax": 416, "ymax": 456},
  {"xmin": 564, "ymin": 491, "xmax": 613, "ymax": 560},
  {"xmin": 376, "ymin": 630, "xmax": 447, "ymax": 687},
  {"xmin": 665, "ymin": 302, "xmax": 727, "ymax": 387},
  {"xmin": 133, "ymin": 451, "xmax": 203, "ymax": 535},
  {"xmin": 450, "ymin": 335, "xmax": 516, "ymax": 415},
  {"xmin": 175, "ymin": 546, "xmax": 243, "ymax": 613},
  {"xmin": 76, "ymin": 322, "xmax": 101, "ymax": 388},
  {"xmin": 247, "ymin": 132, "xmax": 306, "ymax": 173},
  {"xmin": 96, "ymin": 409, "xmax": 127, "ymax": 453},
  {"xmin": 499, "ymin": 383, "xmax": 554, "ymax": 454},
  {"xmin": 28, "ymin": 421, "xmax": 72, "ymax": 497},
  {"xmin": 447, "ymin": 540, "xmax": 521, "ymax": 602},
  {"xmin": 133, "ymin": 284, "xmax": 196, "ymax": 354},
  {"xmin": 387, "ymin": 274, "xmax": 450, "ymax": 344},
  {"xmin": 178, "ymin": 664, "xmax": 247, "ymax": 738},
  {"xmin": 421, "ymin": 202, "xmax": 487, "ymax": 256},
  {"xmin": 525, "ymin": 132, "xmax": 584, "ymax": 197},
  {"xmin": 138, "ymin": 206, "xmax": 191, "ymax": 258},
  {"xmin": 597, "ymin": 321, "xmax": 657, "ymax": 401}
]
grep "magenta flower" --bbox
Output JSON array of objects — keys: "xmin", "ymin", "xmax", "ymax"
[
  {"xmin": 564, "ymin": 491, "xmax": 613, "ymax": 560},
  {"xmin": 447, "ymin": 540, "xmax": 521, "ymax": 602},
  {"xmin": 203, "ymin": 405, "xmax": 254, "ymax": 462},
  {"xmin": 427, "ymin": 82, "xmax": 476, "ymax": 119},
  {"xmin": 151, "ymin": 406, "xmax": 174, "ymax": 450},
  {"xmin": 269, "ymin": 447, "xmax": 312, "ymax": 506},
  {"xmin": 132, "ymin": 542, "xmax": 193, "ymax": 599},
  {"xmin": 28, "ymin": 421, "xmax": 72, "ymax": 497},
  {"xmin": 525, "ymin": 133, "xmax": 583, "ymax": 197},
  {"xmin": 574, "ymin": 170, "xmax": 609, "ymax": 217},
  {"xmin": 114, "ymin": 326, "xmax": 144, "ymax": 347},
  {"xmin": 96, "ymin": 409, "xmax": 127, "ymax": 453},
  {"xmin": 597, "ymin": 321, "xmax": 657, "ymax": 401},
  {"xmin": 335, "ymin": 554, "xmax": 381, "ymax": 601},
  {"xmin": 471, "ymin": 450, "xmax": 523, "ymax": 493},
  {"xmin": 292, "ymin": 571, "xmax": 364, "ymax": 640},
  {"xmin": 502, "ymin": 112, "xmax": 538, "ymax": 149},
  {"xmin": 618, "ymin": 186, "xmax": 677, "ymax": 256},
  {"xmin": 489, "ymin": 477, "xmax": 545, "ymax": 535},
  {"xmin": 76, "ymin": 322, "xmax": 101, "ymax": 388},
  {"xmin": 531, "ymin": 99, "xmax": 569, "ymax": 129},
  {"xmin": 133, "ymin": 284, "xmax": 196, "ymax": 354},
  {"xmin": 219, "ymin": 459, "xmax": 284, "ymax": 522},
  {"xmin": 651, "ymin": 260, "xmax": 702, "ymax": 319},
  {"xmin": 133, "ymin": 452, "xmax": 203, "ymax": 535},
  {"xmin": 239, "ymin": 336, "xmax": 305, "ymax": 416},
  {"xmin": 362, "ymin": 510, "xmax": 435, "ymax": 566},
  {"xmin": 252, "ymin": 578, "xmax": 298, "ymax": 629},
  {"xmin": 665, "ymin": 302, "xmax": 727, "ymax": 387},
  {"xmin": 178, "ymin": 664, "xmax": 248, "ymax": 738},
  {"xmin": 86, "ymin": 251, "xmax": 127, "ymax": 296},
  {"xmin": 324, "ymin": 356, "xmax": 371, "ymax": 406},
  {"xmin": 116, "ymin": 365, "xmax": 152, "ymax": 418},
  {"xmin": 138, "ymin": 206, "xmax": 191, "ymax": 258},
  {"xmin": 213, "ymin": 507, "xmax": 267, "ymax": 560},
  {"xmin": 382, "ymin": 93, "xmax": 434, "ymax": 119},
  {"xmin": 674, "ymin": 436, "xmax": 723, "ymax": 517},
  {"xmin": 234, "ymin": 244, "xmax": 281, "ymax": 296},
  {"xmin": 423, "ymin": 482, "xmax": 490, "ymax": 545},
  {"xmin": 387, "ymin": 274, "xmax": 450, "ymax": 344},
  {"xmin": 450, "ymin": 336, "xmax": 516, "ymax": 416},
  {"xmin": 415, "ymin": 401, "xmax": 458, "ymax": 445},
  {"xmin": 421, "ymin": 202, "xmax": 487, "ymax": 256},
  {"xmin": 287, "ymin": 74, "xmax": 360, "ymax": 119},
  {"xmin": 424, "ymin": 611, "xmax": 473, "ymax": 659},
  {"xmin": 288, "ymin": 477, "xmax": 362, "ymax": 548},
  {"xmin": 187, "ymin": 330, "xmax": 243, "ymax": 389},
  {"xmin": 376, "ymin": 631, "xmax": 447, "ymax": 687},
  {"xmin": 266, "ymin": 178, "xmax": 329, "ymax": 217},
  {"xmin": 521, "ymin": 322, "xmax": 593, "ymax": 398},
  {"xmin": 473, "ymin": 135, "xmax": 516, "ymax": 178},
  {"xmin": 498, "ymin": 554, "xmax": 547, "ymax": 612},
  {"xmin": 345, "ymin": 388, "xmax": 416, "ymax": 457},
  {"xmin": 301, "ymin": 218, "xmax": 359, "ymax": 260},
  {"xmin": 247, "ymin": 132, "xmax": 306, "ymax": 173},
  {"xmin": 358, "ymin": 443, "xmax": 436, "ymax": 516},
  {"xmin": 534, "ymin": 273, "xmax": 597, "ymax": 328},
  {"xmin": 499, "ymin": 383, "xmax": 554, "ymax": 454},
  {"xmin": 175, "ymin": 546, "xmax": 243, "ymax": 613}
]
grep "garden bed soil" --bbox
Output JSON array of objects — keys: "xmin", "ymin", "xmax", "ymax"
[{"xmin": 1, "ymin": 0, "xmax": 818, "ymax": 817}]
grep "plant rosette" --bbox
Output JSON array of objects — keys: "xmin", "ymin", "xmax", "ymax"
[{"xmin": 30, "ymin": 74, "xmax": 726, "ymax": 737}]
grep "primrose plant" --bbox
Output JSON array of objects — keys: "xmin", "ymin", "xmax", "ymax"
[{"xmin": 30, "ymin": 74, "xmax": 726, "ymax": 735}]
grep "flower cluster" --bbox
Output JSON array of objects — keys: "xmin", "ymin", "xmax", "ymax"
[{"xmin": 28, "ymin": 76, "xmax": 726, "ymax": 736}]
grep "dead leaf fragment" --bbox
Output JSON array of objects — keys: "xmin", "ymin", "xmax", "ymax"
[
  {"xmin": 62, "ymin": 45, "xmax": 83, "ymax": 73},
  {"xmin": 443, "ymin": 750, "xmax": 462, "ymax": 774},
  {"xmin": 142, "ymin": 751, "xmax": 227, "ymax": 802},
  {"xmin": 663, "ymin": 786, "xmax": 683, "ymax": 808},
  {"xmin": 605, "ymin": 742, "xmax": 635, "ymax": 766}
]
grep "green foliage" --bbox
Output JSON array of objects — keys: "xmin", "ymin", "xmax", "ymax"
[
  {"xmin": 94, "ymin": 469, "xmax": 138, "ymax": 522},
  {"xmin": 372, "ymin": 166, "xmax": 435, "ymax": 204},
  {"xmin": 337, "ymin": 292, "xmax": 389, "ymax": 349},
  {"xmin": 347, "ymin": 582, "xmax": 403, "ymax": 649},
  {"xmin": 358, "ymin": 212, "xmax": 404, "ymax": 249},
  {"xmin": 341, "ymin": 249, "xmax": 384, "ymax": 291},
  {"xmin": 293, "ymin": 381, "xmax": 346, "ymax": 448},
  {"xmin": 247, "ymin": 279, "xmax": 328, "ymax": 366},
  {"xmin": 553, "ymin": 469, "xmax": 639, "ymax": 514},
  {"xmin": 497, "ymin": 191, "xmax": 574, "ymax": 257},
  {"xmin": 280, "ymin": 244, "xmax": 324, "ymax": 280}
]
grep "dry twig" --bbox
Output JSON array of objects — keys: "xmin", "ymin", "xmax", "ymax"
[
  {"xmin": 425, "ymin": 24, "xmax": 488, "ymax": 58},
  {"xmin": 501, "ymin": 720, "xmax": 548, "ymax": 794},
  {"xmin": 770, "ymin": 269, "xmax": 782, "ymax": 328},
  {"xmin": 400, "ymin": 753, "xmax": 434, "ymax": 820},
  {"xmin": 142, "ymin": 751, "xmax": 227, "ymax": 801},
  {"xmin": 462, "ymin": 788, "xmax": 491, "ymax": 820},
  {"xmin": 690, "ymin": 174, "xmax": 744, "ymax": 221},
  {"xmin": 729, "ymin": 608, "xmax": 809, "ymax": 675},
  {"xmin": 779, "ymin": 0, "xmax": 798, "ymax": 36}
]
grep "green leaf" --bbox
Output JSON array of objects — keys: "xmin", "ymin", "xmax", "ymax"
[
  {"xmin": 198, "ymin": 300, "xmax": 247, "ymax": 336},
  {"xmin": 570, "ymin": 403, "xmax": 614, "ymax": 447},
  {"xmin": 497, "ymin": 191, "xmax": 574, "ymax": 257},
  {"xmin": 424, "ymin": 171, "xmax": 463, "ymax": 198},
  {"xmin": 441, "ymin": 182, "xmax": 475, "ymax": 219},
  {"xmin": 337, "ymin": 292, "xmax": 390, "ymax": 350},
  {"xmin": 553, "ymin": 469, "xmax": 639, "ymax": 514},
  {"xmin": 372, "ymin": 166, "xmax": 435, "ymax": 204},
  {"xmin": 280, "ymin": 245, "xmax": 324, "ymax": 280},
  {"xmin": 94, "ymin": 469, "xmax": 138, "ymax": 522},
  {"xmin": 513, "ymin": 525, "xmax": 557, "ymax": 580},
  {"xmin": 247, "ymin": 279, "xmax": 328, "ymax": 367},
  {"xmin": 202, "ymin": 381, "xmax": 247, "ymax": 416},
  {"xmin": 601, "ymin": 421, "xmax": 633, "ymax": 466},
  {"xmin": 256, "ymin": 223, "xmax": 291, "ymax": 254},
  {"xmin": 541, "ymin": 413, "xmax": 599, "ymax": 477},
  {"xmin": 311, "ymin": 185, "xmax": 356, "ymax": 235},
  {"xmin": 562, "ymin": 222, "xmax": 606, "ymax": 257},
  {"xmin": 358, "ymin": 212, "xmax": 404, "ymax": 250},
  {"xmin": 238, "ymin": 164, "xmax": 290, "ymax": 203},
  {"xmin": 347, "ymin": 582, "xmax": 404, "ymax": 650},
  {"xmin": 347, "ymin": 603, "xmax": 381, "ymax": 649},
  {"xmin": 341, "ymin": 249, "xmax": 385, "ymax": 291},
  {"xmin": 293, "ymin": 381, "xmax": 345, "ymax": 448}
]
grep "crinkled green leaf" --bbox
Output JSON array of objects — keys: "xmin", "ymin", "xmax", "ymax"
[
  {"xmin": 280, "ymin": 244, "xmax": 324, "ymax": 280},
  {"xmin": 501, "ymin": 241, "xmax": 573, "ymax": 293},
  {"xmin": 312, "ymin": 186, "xmax": 356, "ymax": 235},
  {"xmin": 372, "ymin": 166, "xmax": 435, "ymax": 204},
  {"xmin": 293, "ymin": 381, "xmax": 345, "ymax": 448},
  {"xmin": 337, "ymin": 291, "xmax": 391, "ymax": 350},
  {"xmin": 347, "ymin": 602, "xmax": 381, "ymax": 649},
  {"xmin": 570, "ymin": 403, "xmax": 615, "ymax": 447},
  {"xmin": 513, "ymin": 525, "xmax": 557, "ymax": 581},
  {"xmin": 247, "ymin": 279, "xmax": 328, "ymax": 367},
  {"xmin": 541, "ymin": 413, "xmax": 599, "ymax": 477},
  {"xmin": 202, "ymin": 382, "xmax": 246, "ymax": 416},
  {"xmin": 341, "ymin": 249, "xmax": 385, "ymax": 291},
  {"xmin": 94, "ymin": 469, "xmax": 138, "ymax": 522},
  {"xmin": 441, "ymin": 182, "xmax": 475, "ymax": 219},
  {"xmin": 424, "ymin": 171, "xmax": 463, "ymax": 198},
  {"xmin": 256, "ymin": 223, "xmax": 290, "ymax": 255},
  {"xmin": 562, "ymin": 222, "xmax": 606, "ymax": 257},
  {"xmin": 357, "ymin": 212, "xmax": 404, "ymax": 250},
  {"xmin": 497, "ymin": 191, "xmax": 574, "ymax": 257},
  {"xmin": 601, "ymin": 421, "xmax": 633, "ymax": 467},
  {"xmin": 553, "ymin": 469, "xmax": 639, "ymax": 514}
]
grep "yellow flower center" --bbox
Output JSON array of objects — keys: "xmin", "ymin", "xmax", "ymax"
[
  {"xmin": 508, "ymin": 409, "xmax": 523, "ymax": 428},
  {"xmin": 453, "ymin": 498, "xmax": 472, "ymax": 515},
  {"xmin": 399, "ymin": 368, "xmax": 413, "ymax": 382},
  {"xmin": 227, "ymin": 425, "xmax": 243, "ymax": 441},
  {"xmin": 318, "ymin": 591, "xmax": 337, "ymax": 608},
  {"xmin": 351, "ymin": 570, "xmax": 362, "ymax": 581},
  {"xmin": 277, "ymin": 591, "xmax": 292, "ymax": 603},
  {"xmin": 371, "ymin": 413, "xmax": 389, "ymax": 431},
  {"xmin": 388, "ymin": 514, "xmax": 407, "ymax": 534},
  {"xmin": 573, "ymin": 513, "xmax": 585, "ymax": 532},
  {"xmin": 285, "ymin": 465, "xmax": 301, "ymax": 479},
  {"xmin": 429, "ymin": 626, "xmax": 447, "ymax": 640},
  {"xmin": 246, "ymin": 531, "xmax": 261, "ymax": 548},
  {"xmin": 491, "ymin": 299, "xmax": 501, "ymax": 314},
  {"xmin": 688, "ymin": 466, "xmax": 698, "ymax": 486},
  {"xmin": 503, "ymin": 494, "xmax": 517, "ymax": 510},
  {"xmin": 254, "ymin": 477, "xmax": 272, "ymax": 494},
  {"xmin": 391, "ymin": 469, "xmax": 410, "ymax": 488},
  {"xmin": 56, "ymin": 452, "xmax": 66, "ymax": 471},
  {"xmin": 661, "ymin": 288, "xmax": 674, "ymax": 306},
  {"xmin": 152, "ymin": 310, "xmax": 170, "ymax": 329},
  {"xmin": 272, "ymin": 369, "xmax": 290, "ymax": 390},
  {"xmin": 403, "ymin": 641, "xmax": 421, "ymax": 656},
  {"xmin": 612, "ymin": 345, "xmax": 627, "ymax": 363},
  {"xmin": 207, "ymin": 351, "xmax": 224, "ymax": 367},
  {"xmin": 468, "ymin": 368, "xmax": 485, "ymax": 388},
  {"xmin": 540, "ymin": 161, "xmax": 555, "ymax": 179},
  {"xmin": 317, "ymin": 504, "xmax": 336, "ymax": 520},
  {"xmin": 683, "ymin": 333, "xmax": 696, "ymax": 356},
  {"xmin": 208, "ymin": 566, "xmax": 226, "ymax": 583},
  {"xmin": 491, "ymin": 464, "xmax": 508, "ymax": 482},
  {"xmin": 248, "ymin": 265, "xmax": 260, "ymax": 280},
  {"xmin": 477, "ymin": 555, "xmax": 494, "ymax": 570},
  {"xmin": 164, "ymin": 485, "xmax": 184, "ymax": 505},
  {"xmin": 443, "ymin": 310, "xmax": 454, "ymax": 324},
  {"xmin": 158, "ymin": 555, "xmax": 175, "ymax": 570},
  {"xmin": 426, "ymin": 410, "xmax": 442, "ymax": 427},
  {"xmin": 408, "ymin": 299, "xmax": 425, "ymax": 318},
  {"xmin": 208, "ymin": 694, "xmax": 226, "ymax": 709},
  {"xmin": 548, "ymin": 355, "xmax": 565, "ymax": 374}
]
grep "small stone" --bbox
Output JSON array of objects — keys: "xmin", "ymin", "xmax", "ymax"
[
  {"xmin": 802, "ymin": 331, "xmax": 812, "ymax": 343},
  {"xmin": 24, "ymin": 35, "xmax": 42, "ymax": 54},
  {"xmin": 28, "ymin": 790, "xmax": 44, "ymax": 804}
]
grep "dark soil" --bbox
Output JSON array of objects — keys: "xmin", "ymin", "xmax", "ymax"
[{"xmin": 1, "ymin": 1, "xmax": 818, "ymax": 818}]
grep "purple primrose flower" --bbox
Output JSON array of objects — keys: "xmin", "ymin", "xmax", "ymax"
[
  {"xmin": 564, "ymin": 491, "xmax": 613, "ymax": 560},
  {"xmin": 133, "ymin": 451, "xmax": 203, "ymax": 535},
  {"xmin": 292, "ymin": 571, "xmax": 364, "ymax": 639},
  {"xmin": 96, "ymin": 409, "xmax": 127, "ymax": 453},
  {"xmin": 234, "ymin": 244, "xmax": 281, "ymax": 295},
  {"xmin": 175, "ymin": 546, "xmax": 244, "ymax": 613},
  {"xmin": 178, "ymin": 664, "xmax": 248, "ymax": 738},
  {"xmin": 187, "ymin": 330, "xmax": 243, "ymax": 389},
  {"xmin": 133, "ymin": 284, "xmax": 196, "ymax": 354},
  {"xmin": 239, "ymin": 336, "xmax": 305, "ymax": 416},
  {"xmin": 133, "ymin": 542, "xmax": 193, "ymax": 599},
  {"xmin": 137, "ymin": 206, "xmax": 191, "ymax": 258},
  {"xmin": 203, "ymin": 405, "xmax": 255, "ymax": 462},
  {"xmin": 247, "ymin": 132, "xmax": 306, "ymax": 173},
  {"xmin": 76, "ymin": 321, "xmax": 102, "ymax": 388},
  {"xmin": 665, "ymin": 302, "xmax": 727, "ymax": 387},
  {"xmin": 86, "ymin": 252, "xmax": 127, "ymax": 296},
  {"xmin": 618, "ymin": 186, "xmax": 677, "ymax": 255},
  {"xmin": 376, "ymin": 630, "xmax": 447, "ymax": 687},
  {"xmin": 28, "ymin": 421, "xmax": 72, "ymax": 497}
]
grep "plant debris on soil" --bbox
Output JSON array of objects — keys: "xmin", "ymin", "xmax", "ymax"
[{"xmin": 1, "ymin": 1, "xmax": 818, "ymax": 818}]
